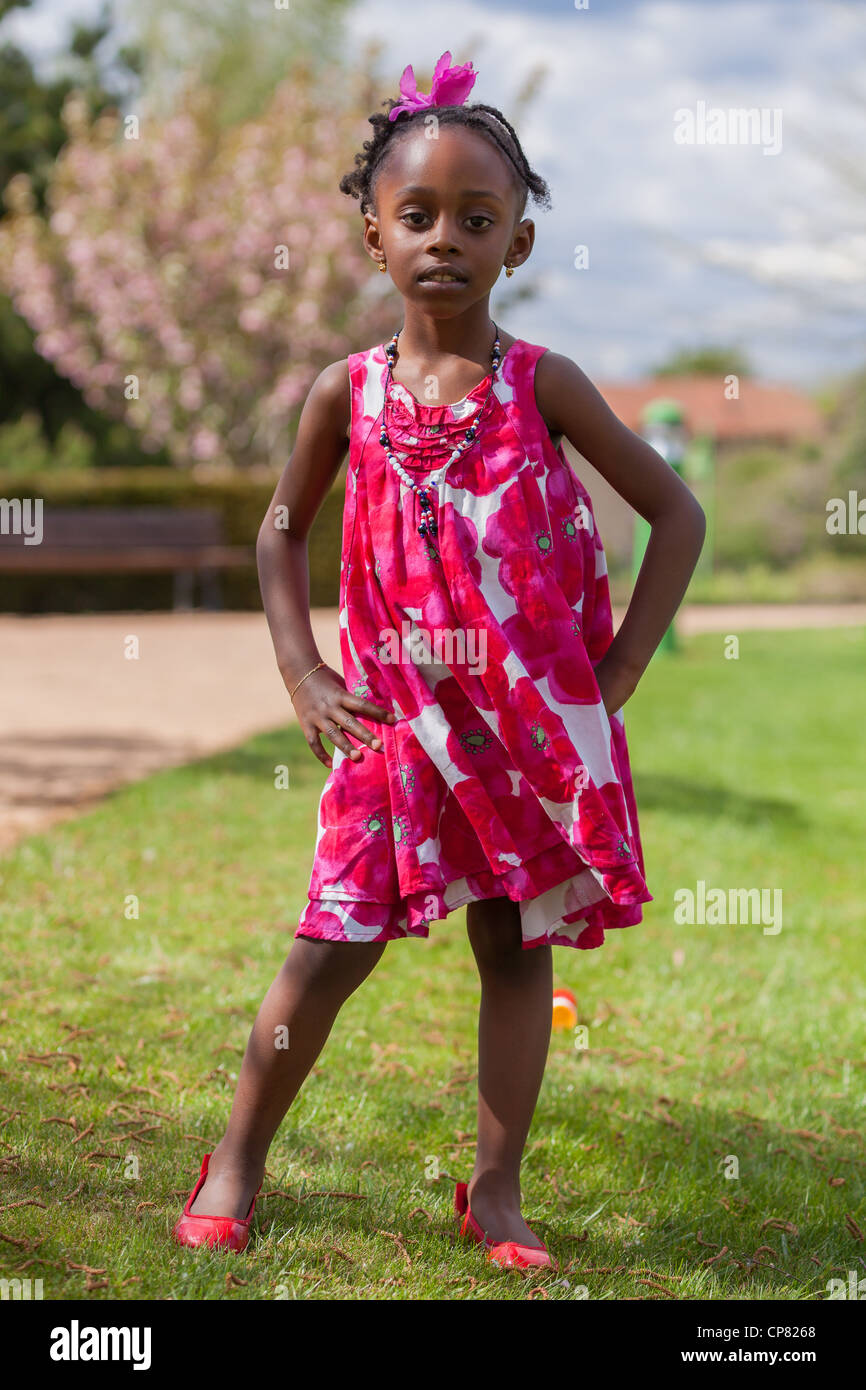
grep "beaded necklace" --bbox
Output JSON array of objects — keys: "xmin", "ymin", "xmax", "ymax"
[{"xmin": 379, "ymin": 324, "xmax": 502, "ymax": 556}]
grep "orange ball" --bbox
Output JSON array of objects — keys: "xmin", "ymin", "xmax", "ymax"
[{"xmin": 552, "ymin": 986, "xmax": 578, "ymax": 1030}]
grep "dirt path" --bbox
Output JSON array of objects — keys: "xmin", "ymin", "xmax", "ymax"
[
  {"xmin": 1, "ymin": 603, "xmax": 863, "ymax": 853},
  {"xmin": 0, "ymin": 610, "xmax": 341, "ymax": 853}
]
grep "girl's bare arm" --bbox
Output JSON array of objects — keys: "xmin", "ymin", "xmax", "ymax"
[
  {"xmin": 257, "ymin": 360, "xmax": 396, "ymax": 768},
  {"xmin": 535, "ymin": 350, "xmax": 706, "ymax": 700}
]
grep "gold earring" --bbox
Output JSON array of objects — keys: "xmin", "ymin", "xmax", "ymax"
[
  {"xmin": 505, "ymin": 263, "xmax": 514, "ymax": 277},
  {"xmin": 378, "ymin": 258, "xmax": 387, "ymax": 273}
]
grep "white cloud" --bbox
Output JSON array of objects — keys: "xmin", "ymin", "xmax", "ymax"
[
  {"xmin": 345, "ymin": 0, "xmax": 866, "ymax": 384},
  {"xmin": 8, "ymin": 0, "xmax": 863, "ymax": 385}
]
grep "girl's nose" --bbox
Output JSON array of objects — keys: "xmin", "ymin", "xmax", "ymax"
[{"xmin": 426, "ymin": 220, "xmax": 462, "ymax": 254}]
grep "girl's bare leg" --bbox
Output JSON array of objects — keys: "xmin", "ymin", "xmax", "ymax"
[
  {"xmin": 465, "ymin": 898, "xmax": 553, "ymax": 1247},
  {"xmin": 188, "ymin": 935, "xmax": 387, "ymax": 1218}
]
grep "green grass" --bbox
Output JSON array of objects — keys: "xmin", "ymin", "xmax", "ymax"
[{"xmin": 1, "ymin": 627, "xmax": 864, "ymax": 1301}]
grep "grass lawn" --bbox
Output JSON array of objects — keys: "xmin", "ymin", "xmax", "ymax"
[{"xmin": 1, "ymin": 626, "xmax": 864, "ymax": 1301}]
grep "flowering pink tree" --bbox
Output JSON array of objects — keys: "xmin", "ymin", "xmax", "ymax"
[{"xmin": 0, "ymin": 64, "xmax": 397, "ymax": 472}]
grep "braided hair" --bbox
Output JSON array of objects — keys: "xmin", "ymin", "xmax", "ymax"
[{"xmin": 339, "ymin": 99, "xmax": 551, "ymax": 219}]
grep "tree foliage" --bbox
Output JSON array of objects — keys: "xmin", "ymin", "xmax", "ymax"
[
  {"xmin": 650, "ymin": 344, "xmax": 754, "ymax": 378},
  {"xmin": 0, "ymin": 62, "xmax": 399, "ymax": 471}
]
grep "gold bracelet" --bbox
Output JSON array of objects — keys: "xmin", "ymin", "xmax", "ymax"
[{"xmin": 289, "ymin": 661, "xmax": 326, "ymax": 700}]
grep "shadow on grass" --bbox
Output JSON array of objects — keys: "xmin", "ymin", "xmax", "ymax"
[
  {"xmin": 2, "ymin": 1042, "xmax": 858, "ymax": 1298},
  {"xmin": 143, "ymin": 733, "xmax": 811, "ymax": 840},
  {"xmin": 247, "ymin": 1097, "xmax": 855, "ymax": 1298},
  {"xmin": 632, "ymin": 773, "xmax": 807, "ymax": 829},
  {"xmin": 205, "ymin": 738, "xmax": 809, "ymax": 837}
]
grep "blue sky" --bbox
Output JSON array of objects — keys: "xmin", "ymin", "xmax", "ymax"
[{"xmin": 5, "ymin": 0, "xmax": 864, "ymax": 387}]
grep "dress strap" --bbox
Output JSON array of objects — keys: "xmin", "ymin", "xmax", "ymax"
[
  {"xmin": 347, "ymin": 345, "xmax": 387, "ymax": 476},
  {"xmin": 495, "ymin": 338, "xmax": 551, "ymax": 457}
]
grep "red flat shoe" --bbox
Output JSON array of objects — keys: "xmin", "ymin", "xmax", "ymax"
[
  {"xmin": 173, "ymin": 1152, "xmax": 262, "ymax": 1252},
  {"xmin": 454, "ymin": 1180, "xmax": 557, "ymax": 1271}
]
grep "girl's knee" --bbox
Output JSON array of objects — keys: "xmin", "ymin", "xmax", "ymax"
[
  {"xmin": 466, "ymin": 899, "xmax": 523, "ymax": 963},
  {"xmin": 284, "ymin": 934, "xmax": 386, "ymax": 994}
]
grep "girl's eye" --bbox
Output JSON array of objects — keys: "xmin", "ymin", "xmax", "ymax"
[{"xmin": 399, "ymin": 212, "xmax": 493, "ymax": 229}]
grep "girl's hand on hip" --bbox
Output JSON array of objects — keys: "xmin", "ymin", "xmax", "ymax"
[{"xmin": 289, "ymin": 666, "xmax": 396, "ymax": 769}]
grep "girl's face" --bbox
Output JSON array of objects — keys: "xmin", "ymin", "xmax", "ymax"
[{"xmin": 363, "ymin": 124, "xmax": 534, "ymax": 314}]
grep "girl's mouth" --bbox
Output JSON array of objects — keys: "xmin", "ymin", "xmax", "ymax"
[{"xmin": 418, "ymin": 268, "xmax": 468, "ymax": 285}]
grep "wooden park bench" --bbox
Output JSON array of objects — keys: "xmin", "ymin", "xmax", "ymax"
[{"xmin": 0, "ymin": 505, "xmax": 255, "ymax": 609}]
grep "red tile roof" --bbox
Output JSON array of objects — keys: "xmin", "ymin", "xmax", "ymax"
[{"xmin": 594, "ymin": 376, "xmax": 824, "ymax": 442}]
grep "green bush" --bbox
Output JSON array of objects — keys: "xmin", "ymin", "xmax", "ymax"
[{"xmin": 0, "ymin": 411, "xmax": 96, "ymax": 471}]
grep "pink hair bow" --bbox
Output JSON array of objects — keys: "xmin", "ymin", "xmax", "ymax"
[{"xmin": 388, "ymin": 50, "xmax": 478, "ymax": 121}]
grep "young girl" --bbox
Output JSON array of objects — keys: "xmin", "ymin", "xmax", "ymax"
[{"xmin": 174, "ymin": 51, "xmax": 705, "ymax": 1269}]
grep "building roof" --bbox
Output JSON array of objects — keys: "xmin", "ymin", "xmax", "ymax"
[{"xmin": 594, "ymin": 376, "xmax": 824, "ymax": 442}]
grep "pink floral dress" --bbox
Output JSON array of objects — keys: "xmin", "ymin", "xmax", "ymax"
[{"xmin": 294, "ymin": 337, "xmax": 652, "ymax": 950}]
